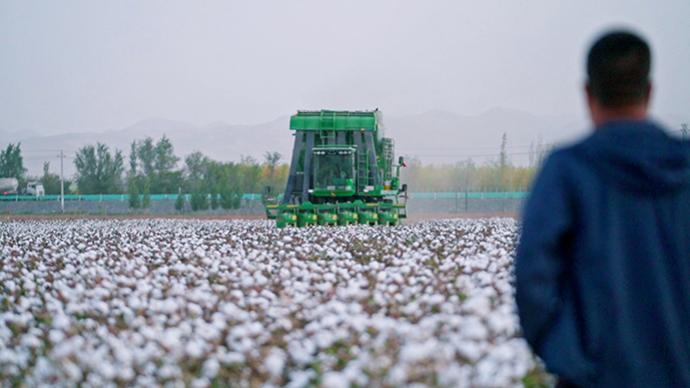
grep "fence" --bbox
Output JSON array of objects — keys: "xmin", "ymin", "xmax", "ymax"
[
  {"xmin": 0, "ymin": 192, "xmax": 527, "ymax": 202},
  {"xmin": 0, "ymin": 192, "xmax": 528, "ymax": 215},
  {"xmin": 0, "ymin": 193, "xmax": 264, "ymax": 202}
]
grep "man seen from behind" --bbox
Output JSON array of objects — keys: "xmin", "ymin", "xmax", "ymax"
[{"xmin": 515, "ymin": 30, "xmax": 690, "ymax": 387}]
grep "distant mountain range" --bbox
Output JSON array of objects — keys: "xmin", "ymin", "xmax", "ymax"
[{"xmin": 0, "ymin": 108, "xmax": 606, "ymax": 177}]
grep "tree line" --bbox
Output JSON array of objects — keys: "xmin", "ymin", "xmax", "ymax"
[
  {"xmin": 0, "ymin": 138, "xmax": 288, "ymax": 211},
  {"xmin": 1, "ymin": 132, "xmax": 542, "ymax": 208},
  {"xmin": 400, "ymin": 133, "xmax": 546, "ymax": 192}
]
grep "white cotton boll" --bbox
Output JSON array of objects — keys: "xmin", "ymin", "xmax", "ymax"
[
  {"xmin": 20, "ymin": 334, "xmax": 42, "ymax": 348},
  {"xmin": 474, "ymin": 357, "xmax": 507, "ymax": 387},
  {"xmin": 322, "ymin": 371, "xmax": 348, "ymax": 388},
  {"xmin": 158, "ymin": 364, "xmax": 179, "ymax": 379},
  {"xmin": 23, "ymin": 278, "xmax": 36, "ymax": 292},
  {"xmin": 220, "ymin": 351, "xmax": 245, "ymax": 365},
  {"xmin": 264, "ymin": 349, "xmax": 286, "ymax": 378},
  {"xmin": 487, "ymin": 312, "xmax": 516, "ymax": 334},
  {"xmin": 463, "ymin": 295, "xmax": 490, "ymax": 315},
  {"xmin": 202, "ymin": 358, "xmax": 220, "ymax": 379},
  {"xmin": 52, "ymin": 314, "xmax": 70, "ymax": 330},
  {"xmin": 456, "ymin": 340, "xmax": 483, "ymax": 362},
  {"xmin": 277, "ymin": 318, "xmax": 293, "ymax": 331},
  {"xmin": 52, "ymin": 336, "xmax": 84, "ymax": 359},
  {"xmin": 247, "ymin": 321, "xmax": 263, "ymax": 336},
  {"xmin": 113, "ymin": 343, "xmax": 133, "ymax": 365},
  {"xmin": 386, "ymin": 365, "xmax": 407, "ymax": 386},
  {"xmin": 198, "ymin": 324, "xmax": 220, "ymax": 342},
  {"xmin": 489, "ymin": 342, "xmax": 517, "ymax": 363},
  {"xmin": 438, "ymin": 363, "xmax": 471, "ymax": 386},
  {"xmin": 342, "ymin": 362, "xmax": 368, "ymax": 386},
  {"xmin": 508, "ymin": 340, "xmax": 533, "ymax": 378},
  {"xmin": 285, "ymin": 370, "xmax": 313, "ymax": 388},
  {"xmin": 188, "ymin": 303, "xmax": 203, "ymax": 316},
  {"xmin": 118, "ymin": 366, "xmax": 135, "ymax": 381},
  {"xmin": 61, "ymin": 361, "xmax": 82, "ymax": 382},
  {"xmin": 462, "ymin": 317, "xmax": 489, "ymax": 340},
  {"xmin": 321, "ymin": 314, "xmax": 338, "ymax": 328},
  {"xmin": 0, "ymin": 349, "xmax": 17, "ymax": 364},
  {"xmin": 254, "ymin": 273, "xmax": 268, "ymax": 286},
  {"xmin": 30, "ymin": 356, "xmax": 57, "ymax": 381},
  {"xmin": 315, "ymin": 330, "xmax": 333, "ymax": 348},
  {"xmin": 399, "ymin": 339, "xmax": 438, "ymax": 363},
  {"xmin": 190, "ymin": 377, "xmax": 210, "ymax": 388},
  {"xmin": 427, "ymin": 294, "xmax": 444, "ymax": 305},
  {"xmin": 241, "ymin": 276, "xmax": 254, "ymax": 288},
  {"xmin": 160, "ymin": 329, "xmax": 181, "ymax": 350},
  {"xmin": 97, "ymin": 360, "xmax": 117, "ymax": 380},
  {"xmin": 475, "ymin": 272, "xmax": 494, "ymax": 287},
  {"xmin": 91, "ymin": 300, "xmax": 109, "ymax": 315},
  {"xmin": 0, "ymin": 325, "xmax": 12, "ymax": 342},
  {"xmin": 288, "ymin": 340, "xmax": 315, "ymax": 365}
]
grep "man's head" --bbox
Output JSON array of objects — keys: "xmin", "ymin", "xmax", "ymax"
[{"xmin": 585, "ymin": 30, "xmax": 652, "ymax": 126}]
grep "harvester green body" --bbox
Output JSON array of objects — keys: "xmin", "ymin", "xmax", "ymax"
[{"xmin": 264, "ymin": 109, "xmax": 407, "ymax": 227}]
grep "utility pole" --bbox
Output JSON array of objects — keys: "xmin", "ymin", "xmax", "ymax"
[{"xmin": 59, "ymin": 150, "xmax": 65, "ymax": 213}]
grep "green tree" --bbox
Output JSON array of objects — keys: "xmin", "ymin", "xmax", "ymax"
[
  {"xmin": 141, "ymin": 179, "xmax": 151, "ymax": 208},
  {"xmin": 190, "ymin": 191, "xmax": 208, "ymax": 211},
  {"xmin": 137, "ymin": 137, "xmax": 156, "ymax": 178},
  {"xmin": 184, "ymin": 151, "xmax": 210, "ymax": 187},
  {"xmin": 128, "ymin": 141, "xmax": 138, "ymax": 177},
  {"xmin": 40, "ymin": 162, "xmax": 61, "ymax": 195},
  {"xmin": 232, "ymin": 188, "xmax": 242, "ymax": 209},
  {"xmin": 498, "ymin": 133, "xmax": 509, "ymax": 190},
  {"xmin": 128, "ymin": 179, "xmax": 141, "ymax": 209},
  {"xmin": 152, "ymin": 136, "xmax": 180, "ymax": 193},
  {"xmin": 220, "ymin": 182, "xmax": 234, "ymax": 210},
  {"xmin": 263, "ymin": 151, "xmax": 282, "ymax": 190},
  {"xmin": 0, "ymin": 143, "xmax": 27, "ymax": 184},
  {"xmin": 210, "ymin": 192, "xmax": 219, "ymax": 209},
  {"xmin": 175, "ymin": 192, "xmax": 186, "ymax": 212},
  {"xmin": 239, "ymin": 155, "xmax": 262, "ymax": 194},
  {"xmin": 74, "ymin": 143, "xmax": 125, "ymax": 194},
  {"xmin": 400, "ymin": 157, "xmax": 537, "ymax": 193}
]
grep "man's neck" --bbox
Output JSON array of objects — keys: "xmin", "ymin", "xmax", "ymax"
[{"xmin": 593, "ymin": 104, "xmax": 648, "ymax": 127}]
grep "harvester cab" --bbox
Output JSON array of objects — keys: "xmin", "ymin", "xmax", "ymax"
[
  {"xmin": 312, "ymin": 147, "xmax": 356, "ymax": 198},
  {"xmin": 264, "ymin": 109, "xmax": 407, "ymax": 227}
]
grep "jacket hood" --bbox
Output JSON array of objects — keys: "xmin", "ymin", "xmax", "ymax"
[{"xmin": 583, "ymin": 120, "xmax": 690, "ymax": 194}]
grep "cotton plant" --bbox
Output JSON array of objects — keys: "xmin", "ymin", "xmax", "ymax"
[{"xmin": 0, "ymin": 219, "xmax": 540, "ymax": 387}]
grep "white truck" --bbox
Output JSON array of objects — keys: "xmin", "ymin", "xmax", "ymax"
[
  {"xmin": 26, "ymin": 181, "xmax": 45, "ymax": 197},
  {"xmin": 0, "ymin": 178, "xmax": 19, "ymax": 195}
]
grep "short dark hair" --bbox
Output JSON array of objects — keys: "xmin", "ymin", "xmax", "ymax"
[{"xmin": 586, "ymin": 30, "xmax": 651, "ymax": 107}]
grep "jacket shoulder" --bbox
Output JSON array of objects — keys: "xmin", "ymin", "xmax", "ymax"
[{"xmin": 545, "ymin": 134, "xmax": 598, "ymax": 167}]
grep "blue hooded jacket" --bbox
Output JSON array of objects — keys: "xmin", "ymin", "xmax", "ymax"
[{"xmin": 516, "ymin": 120, "xmax": 690, "ymax": 387}]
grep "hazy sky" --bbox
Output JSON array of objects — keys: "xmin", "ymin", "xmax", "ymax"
[{"xmin": 1, "ymin": 0, "xmax": 689, "ymax": 134}]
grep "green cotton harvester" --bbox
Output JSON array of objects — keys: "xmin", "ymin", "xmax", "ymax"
[{"xmin": 263, "ymin": 109, "xmax": 408, "ymax": 227}]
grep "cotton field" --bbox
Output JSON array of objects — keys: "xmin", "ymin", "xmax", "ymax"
[{"xmin": 0, "ymin": 219, "xmax": 541, "ymax": 387}]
